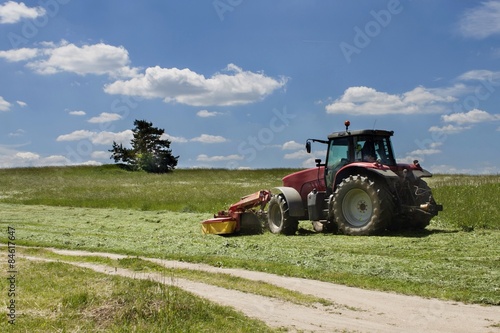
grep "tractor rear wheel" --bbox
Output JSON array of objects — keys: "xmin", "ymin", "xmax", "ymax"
[
  {"xmin": 333, "ymin": 175, "xmax": 394, "ymax": 236},
  {"xmin": 267, "ymin": 195, "xmax": 298, "ymax": 235}
]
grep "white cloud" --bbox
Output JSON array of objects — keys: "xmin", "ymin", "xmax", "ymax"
[
  {"xmin": 442, "ymin": 109, "xmax": 500, "ymax": 124},
  {"xmin": 104, "ymin": 63, "xmax": 288, "ymax": 107},
  {"xmin": 407, "ymin": 149, "xmax": 441, "ymax": 156},
  {"xmin": 282, "ymin": 140, "xmax": 303, "ymax": 150},
  {"xmin": 0, "ymin": 145, "xmax": 98, "ymax": 168},
  {"xmin": 16, "ymin": 100, "xmax": 27, "ymax": 107},
  {"xmin": 428, "ymin": 124, "xmax": 472, "ymax": 134},
  {"xmin": 56, "ymin": 130, "xmax": 94, "ymax": 142},
  {"xmin": 56, "ymin": 129, "xmax": 133, "ymax": 146},
  {"xmin": 0, "ymin": 47, "xmax": 38, "ymax": 61},
  {"xmin": 197, "ymin": 110, "xmax": 222, "ymax": 117},
  {"xmin": 0, "ymin": 96, "xmax": 11, "ymax": 111},
  {"xmin": 190, "ymin": 134, "xmax": 227, "ymax": 144},
  {"xmin": 69, "ymin": 110, "xmax": 86, "ymax": 116},
  {"xmin": 325, "ymin": 86, "xmax": 456, "ymax": 115},
  {"xmin": 8, "ymin": 129, "xmax": 25, "ymax": 137},
  {"xmin": 197, "ymin": 154, "xmax": 243, "ymax": 162},
  {"xmin": 26, "ymin": 42, "xmax": 139, "ymax": 78},
  {"xmin": 0, "ymin": 41, "xmax": 139, "ymax": 78},
  {"xmin": 16, "ymin": 151, "xmax": 40, "ymax": 160},
  {"xmin": 457, "ymin": 69, "xmax": 500, "ymax": 82},
  {"xmin": 0, "ymin": 1, "xmax": 46, "ymax": 24},
  {"xmin": 88, "ymin": 112, "xmax": 122, "ymax": 123},
  {"xmin": 459, "ymin": 1, "xmax": 500, "ymax": 39},
  {"xmin": 161, "ymin": 133, "xmax": 188, "ymax": 143}
]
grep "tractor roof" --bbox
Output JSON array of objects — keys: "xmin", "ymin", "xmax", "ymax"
[{"xmin": 327, "ymin": 129, "xmax": 394, "ymax": 140}]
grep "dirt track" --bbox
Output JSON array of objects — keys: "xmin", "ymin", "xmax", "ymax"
[{"xmin": 23, "ymin": 248, "xmax": 500, "ymax": 333}]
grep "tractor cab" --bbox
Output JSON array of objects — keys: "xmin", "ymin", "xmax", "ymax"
[{"xmin": 307, "ymin": 121, "xmax": 397, "ymax": 193}]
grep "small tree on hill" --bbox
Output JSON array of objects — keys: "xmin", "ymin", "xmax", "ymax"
[{"xmin": 109, "ymin": 119, "xmax": 178, "ymax": 173}]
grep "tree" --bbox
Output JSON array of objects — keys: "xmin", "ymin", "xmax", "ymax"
[{"xmin": 109, "ymin": 120, "xmax": 178, "ymax": 173}]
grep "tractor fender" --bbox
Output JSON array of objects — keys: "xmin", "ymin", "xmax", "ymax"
[
  {"xmin": 412, "ymin": 168, "xmax": 432, "ymax": 178},
  {"xmin": 333, "ymin": 165, "xmax": 399, "ymax": 190},
  {"xmin": 273, "ymin": 186, "xmax": 305, "ymax": 217},
  {"xmin": 369, "ymin": 168, "xmax": 399, "ymax": 179}
]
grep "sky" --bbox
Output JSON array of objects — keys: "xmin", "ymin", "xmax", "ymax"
[{"xmin": 0, "ymin": 0, "xmax": 499, "ymax": 174}]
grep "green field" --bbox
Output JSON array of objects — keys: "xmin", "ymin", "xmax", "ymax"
[{"xmin": 1, "ymin": 165, "xmax": 499, "ymax": 330}]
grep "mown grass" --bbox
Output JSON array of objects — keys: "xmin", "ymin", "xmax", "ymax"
[
  {"xmin": 0, "ymin": 258, "xmax": 275, "ymax": 333},
  {"xmin": 1, "ymin": 203, "xmax": 499, "ymax": 305}
]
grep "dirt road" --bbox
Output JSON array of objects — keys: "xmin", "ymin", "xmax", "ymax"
[{"xmin": 23, "ymin": 248, "xmax": 500, "ymax": 333}]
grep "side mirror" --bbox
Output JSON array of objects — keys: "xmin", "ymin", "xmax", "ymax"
[{"xmin": 305, "ymin": 141, "xmax": 311, "ymax": 153}]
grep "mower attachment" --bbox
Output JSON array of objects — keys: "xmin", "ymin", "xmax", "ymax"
[{"xmin": 201, "ymin": 190, "xmax": 271, "ymax": 235}]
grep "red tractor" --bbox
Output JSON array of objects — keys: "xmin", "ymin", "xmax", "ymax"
[{"xmin": 202, "ymin": 121, "xmax": 442, "ymax": 236}]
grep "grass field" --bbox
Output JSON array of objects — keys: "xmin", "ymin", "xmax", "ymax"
[{"xmin": 0, "ymin": 165, "xmax": 499, "ymax": 330}]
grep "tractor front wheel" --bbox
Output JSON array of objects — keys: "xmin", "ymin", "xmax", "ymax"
[
  {"xmin": 333, "ymin": 175, "xmax": 394, "ymax": 236},
  {"xmin": 267, "ymin": 195, "xmax": 298, "ymax": 235}
]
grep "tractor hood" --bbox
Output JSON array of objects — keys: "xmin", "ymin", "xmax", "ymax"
[{"xmin": 282, "ymin": 167, "xmax": 326, "ymax": 202}]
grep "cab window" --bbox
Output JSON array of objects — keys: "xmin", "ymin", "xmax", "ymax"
[{"xmin": 325, "ymin": 138, "xmax": 349, "ymax": 186}]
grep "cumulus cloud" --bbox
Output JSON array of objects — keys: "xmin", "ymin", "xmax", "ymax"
[
  {"xmin": 428, "ymin": 124, "xmax": 472, "ymax": 134},
  {"xmin": 8, "ymin": 129, "xmax": 25, "ymax": 137},
  {"xmin": 442, "ymin": 109, "xmax": 500, "ymax": 124},
  {"xmin": 325, "ymin": 86, "xmax": 456, "ymax": 115},
  {"xmin": 457, "ymin": 69, "xmax": 500, "ymax": 82},
  {"xmin": 161, "ymin": 133, "xmax": 228, "ymax": 144},
  {"xmin": 197, "ymin": 110, "xmax": 222, "ymax": 117},
  {"xmin": 27, "ymin": 42, "xmax": 139, "ymax": 78},
  {"xmin": 88, "ymin": 112, "xmax": 122, "ymax": 123},
  {"xmin": 104, "ymin": 63, "xmax": 288, "ymax": 107},
  {"xmin": 282, "ymin": 140, "xmax": 303, "ymax": 150},
  {"xmin": 0, "ymin": 41, "xmax": 139, "ymax": 78},
  {"xmin": 197, "ymin": 154, "xmax": 243, "ymax": 162},
  {"xmin": 161, "ymin": 133, "xmax": 188, "ymax": 143},
  {"xmin": 459, "ymin": 1, "xmax": 500, "ymax": 39},
  {"xmin": 0, "ymin": 1, "xmax": 46, "ymax": 24},
  {"xmin": 0, "ymin": 43, "xmax": 286, "ymax": 107},
  {"xmin": 69, "ymin": 110, "xmax": 86, "ymax": 116},
  {"xmin": 0, "ymin": 96, "xmax": 11, "ymax": 111},
  {"xmin": 56, "ymin": 129, "xmax": 133, "ymax": 146},
  {"xmin": 190, "ymin": 134, "xmax": 227, "ymax": 144},
  {"xmin": 0, "ymin": 47, "xmax": 39, "ymax": 61}
]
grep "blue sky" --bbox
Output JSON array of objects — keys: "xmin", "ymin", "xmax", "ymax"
[{"xmin": 0, "ymin": 0, "xmax": 499, "ymax": 173}]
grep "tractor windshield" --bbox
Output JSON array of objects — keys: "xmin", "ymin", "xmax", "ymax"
[{"xmin": 354, "ymin": 136, "xmax": 395, "ymax": 166}]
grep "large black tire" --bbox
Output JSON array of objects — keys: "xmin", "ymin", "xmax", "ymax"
[
  {"xmin": 267, "ymin": 195, "xmax": 298, "ymax": 235},
  {"xmin": 333, "ymin": 175, "xmax": 394, "ymax": 236}
]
